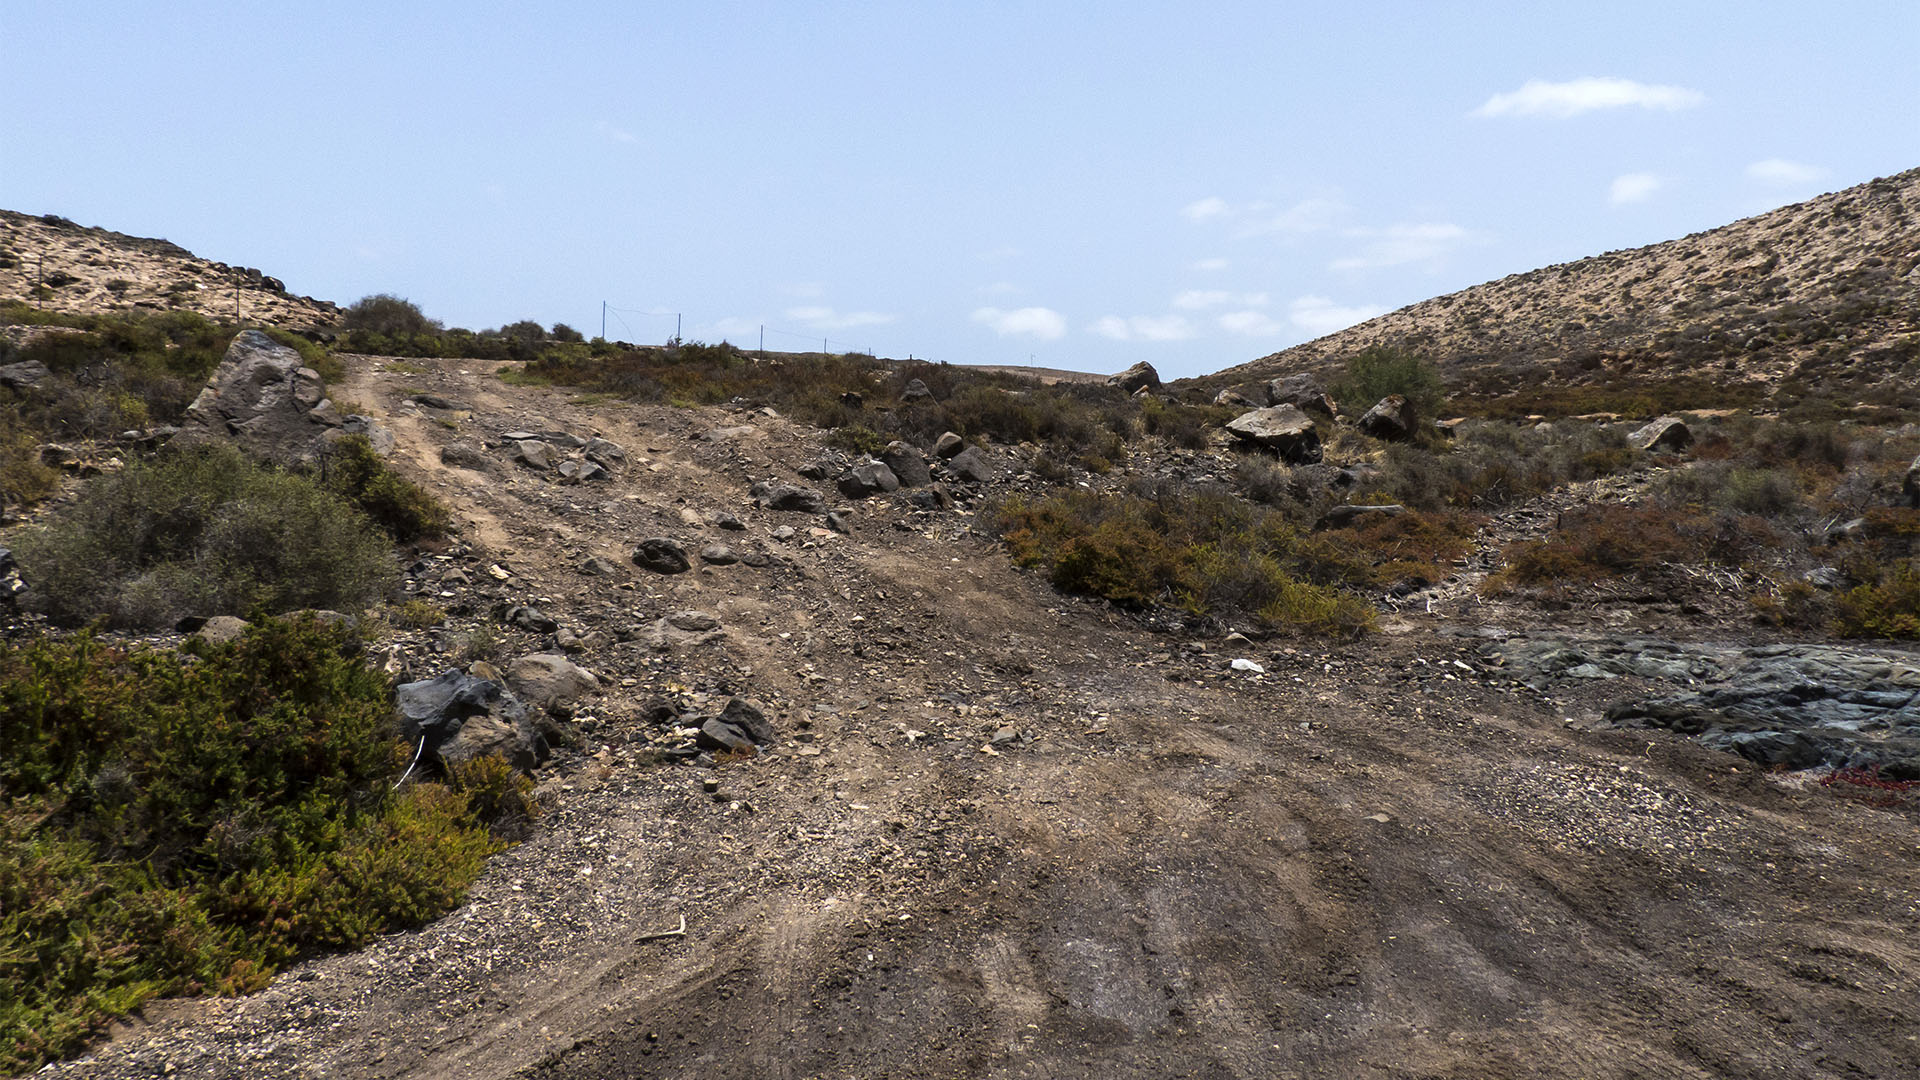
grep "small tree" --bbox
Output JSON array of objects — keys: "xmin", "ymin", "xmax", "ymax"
[
  {"xmin": 341, "ymin": 294, "xmax": 438, "ymax": 336},
  {"xmin": 549, "ymin": 323, "xmax": 584, "ymax": 343},
  {"xmin": 1331, "ymin": 345, "xmax": 1445, "ymax": 421}
]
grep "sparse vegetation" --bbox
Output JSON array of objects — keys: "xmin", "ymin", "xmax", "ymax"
[
  {"xmin": 1329, "ymin": 345, "xmax": 1444, "ymax": 421},
  {"xmin": 0, "ymin": 617, "xmax": 531, "ymax": 1074},
  {"xmin": 13, "ymin": 442, "xmax": 397, "ymax": 629}
]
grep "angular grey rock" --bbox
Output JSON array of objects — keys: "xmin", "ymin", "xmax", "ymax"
[
  {"xmin": 702, "ymin": 425, "xmax": 756, "ymax": 442},
  {"xmin": 190, "ymin": 615, "xmax": 251, "ymax": 645},
  {"xmin": 1225, "ymin": 405, "xmax": 1323, "ymax": 464},
  {"xmin": 579, "ymin": 555, "xmax": 624, "ymax": 577},
  {"xmin": 556, "ymin": 458, "xmax": 609, "ymax": 483},
  {"xmin": 880, "ymin": 441, "xmax": 932, "ymax": 487},
  {"xmin": 908, "ymin": 485, "xmax": 955, "ymax": 512},
  {"xmin": 1106, "ymin": 361, "xmax": 1160, "ymax": 394},
  {"xmin": 945, "ymin": 446, "xmax": 997, "ymax": 483},
  {"xmin": 583, "ymin": 437, "xmax": 626, "ymax": 467},
  {"xmin": 439, "ymin": 441, "xmax": 494, "ymax": 472},
  {"xmin": 838, "ymin": 462, "xmax": 901, "ymax": 498},
  {"xmin": 826, "ymin": 511, "xmax": 852, "ymax": 533},
  {"xmin": 764, "ymin": 484, "xmax": 826, "ymax": 513},
  {"xmin": 1357, "ymin": 395, "xmax": 1413, "ymax": 442},
  {"xmin": 508, "ymin": 439, "xmax": 553, "ymax": 469},
  {"xmin": 505, "ymin": 605, "xmax": 558, "ymax": 633},
  {"xmin": 633, "ymin": 537, "xmax": 692, "ymax": 574},
  {"xmin": 1266, "ymin": 374, "xmax": 1338, "ymax": 418},
  {"xmin": 1214, "ymin": 386, "xmax": 1257, "ymax": 407},
  {"xmin": 932, "ymin": 431, "xmax": 966, "ymax": 459},
  {"xmin": 901, "ymin": 378, "xmax": 934, "ymax": 401},
  {"xmin": 771, "ymin": 525, "xmax": 796, "ymax": 541},
  {"xmin": 0, "ymin": 359, "xmax": 50, "ymax": 389},
  {"xmin": 505, "ymin": 653, "xmax": 599, "ymax": 710},
  {"xmin": 714, "ymin": 513, "xmax": 746, "ymax": 530},
  {"xmin": 409, "ymin": 394, "xmax": 472, "ymax": 411},
  {"xmin": 1627, "ymin": 416, "xmax": 1692, "ymax": 452},
  {"xmin": 666, "ymin": 610, "xmax": 720, "ymax": 632},
  {"xmin": 700, "ymin": 544, "xmax": 739, "ymax": 565},
  {"xmin": 394, "ymin": 669, "xmax": 546, "ymax": 773},
  {"xmin": 182, "ymin": 330, "xmax": 339, "ymax": 466},
  {"xmin": 538, "ymin": 430, "xmax": 587, "ymax": 449}
]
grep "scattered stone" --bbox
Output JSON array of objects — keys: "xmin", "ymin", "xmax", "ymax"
[
  {"xmin": 1267, "ymin": 374, "xmax": 1337, "ymax": 417},
  {"xmin": 1214, "ymin": 386, "xmax": 1257, "ymax": 407},
  {"xmin": 1230, "ymin": 658, "xmax": 1266, "ymax": 673},
  {"xmin": 633, "ymin": 537, "xmax": 692, "ymax": 574},
  {"xmin": 1627, "ymin": 416, "xmax": 1692, "ymax": 452},
  {"xmin": 583, "ymin": 437, "xmax": 626, "ymax": 467},
  {"xmin": 1901, "ymin": 454, "xmax": 1920, "ymax": 507},
  {"xmin": 190, "ymin": 615, "xmax": 251, "ymax": 645},
  {"xmin": 764, "ymin": 484, "xmax": 826, "ymax": 513},
  {"xmin": 880, "ymin": 441, "xmax": 932, "ymax": 487},
  {"xmin": 505, "ymin": 605, "xmax": 558, "ymax": 633},
  {"xmin": 838, "ymin": 462, "xmax": 901, "ymax": 498},
  {"xmin": 1106, "ymin": 361, "xmax": 1160, "ymax": 394},
  {"xmin": 395, "ymin": 669, "xmax": 546, "ymax": 772},
  {"xmin": 1357, "ymin": 395, "xmax": 1413, "ymax": 441},
  {"xmin": 508, "ymin": 440, "xmax": 553, "ymax": 470},
  {"xmin": 901, "ymin": 378, "xmax": 934, "ymax": 402},
  {"xmin": 945, "ymin": 446, "xmax": 997, "ymax": 483},
  {"xmin": 700, "ymin": 544, "xmax": 739, "ymax": 565},
  {"xmin": 702, "ymin": 425, "xmax": 756, "ymax": 442},
  {"xmin": 539, "ymin": 430, "xmax": 586, "ymax": 449},
  {"xmin": 666, "ymin": 611, "xmax": 720, "ymax": 632},
  {"xmin": 771, "ymin": 525, "xmax": 796, "ymax": 541},
  {"xmin": 826, "ymin": 511, "xmax": 853, "ymax": 534},
  {"xmin": 1225, "ymin": 405, "xmax": 1322, "ymax": 464},
  {"xmin": 840, "ymin": 391, "xmax": 864, "ymax": 408},
  {"xmin": 989, "ymin": 725, "xmax": 1020, "ymax": 746},
  {"xmin": 440, "ymin": 440, "xmax": 495, "ymax": 472},
  {"xmin": 932, "ymin": 431, "xmax": 966, "ymax": 459},
  {"xmin": 714, "ymin": 513, "xmax": 746, "ymax": 530},
  {"xmin": 504, "ymin": 653, "xmax": 599, "ymax": 710},
  {"xmin": 409, "ymin": 394, "xmax": 472, "ymax": 411},
  {"xmin": 0, "ymin": 359, "xmax": 50, "ymax": 390},
  {"xmin": 908, "ymin": 486, "xmax": 954, "ymax": 512},
  {"xmin": 556, "ymin": 458, "xmax": 609, "ymax": 483}
]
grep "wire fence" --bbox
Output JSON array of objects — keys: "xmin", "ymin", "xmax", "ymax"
[{"xmin": 598, "ymin": 301, "xmax": 909, "ymax": 360}]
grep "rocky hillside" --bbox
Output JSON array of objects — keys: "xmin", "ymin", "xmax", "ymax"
[
  {"xmin": 1202, "ymin": 167, "xmax": 1920, "ymax": 414},
  {"xmin": 0, "ymin": 210, "xmax": 338, "ymax": 330}
]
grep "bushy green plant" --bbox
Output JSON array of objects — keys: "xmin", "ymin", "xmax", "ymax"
[
  {"xmin": 320, "ymin": 434, "xmax": 450, "ymax": 543},
  {"xmin": 1330, "ymin": 345, "xmax": 1444, "ymax": 421},
  {"xmin": 340, "ymin": 294, "xmax": 438, "ymax": 336},
  {"xmin": 14, "ymin": 442, "xmax": 397, "ymax": 628},
  {"xmin": 991, "ymin": 483, "xmax": 1374, "ymax": 636},
  {"xmin": 0, "ymin": 618, "xmax": 526, "ymax": 1072}
]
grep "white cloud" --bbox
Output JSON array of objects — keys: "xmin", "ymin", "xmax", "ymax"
[
  {"xmin": 1173, "ymin": 289, "xmax": 1269, "ymax": 310},
  {"xmin": 1181, "ymin": 196, "xmax": 1231, "ymax": 222},
  {"xmin": 1089, "ymin": 315, "xmax": 1196, "ymax": 342},
  {"xmin": 973, "ymin": 306, "xmax": 1066, "ymax": 340},
  {"xmin": 1191, "ymin": 257, "xmax": 1230, "ymax": 272},
  {"xmin": 976, "ymin": 280, "xmax": 1020, "ymax": 296},
  {"xmin": 1249, "ymin": 197, "xmax": 1348, "ymax": 235},
  {"xmin": 1747, "ymin": 158, "xmax": 1829, "ymax": 186},
  {"xmin": 785, "ymin": 305, "xmax": 895, "ymax": 330},
  {"xmin": 1473, "ymin": 77, "xmax": 1705, "ymax": 118},
  {"xmin": 595, "ymin": 121, "xmax": 637, "ymax": 143},
  {"xmin": 1609, "ymin": 172, "xmax": 1663, "ymax": 204},
  {"xmin": 1289, "ymin": 296, "xmax": 1387, "ymax": 337},
  {"xmin": 1331, "ymin": 222, "xmax": 1473, "ymax": 270},
  {"xmin": 1218, "ymin": 310, "xmax": 1286, "ymax": 337},
  {"xmin": 781, "ymin": 281, "xmax": 828, "ymax": 299},
  {"xmin": 977, "ymin": 246, "xmax": 1023, "ymax": 262}
]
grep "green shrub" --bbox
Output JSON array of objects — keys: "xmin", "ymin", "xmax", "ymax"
[
  {"xmin": 991, "ymin": 484, "xmax": 1374, "ymax": 636},
  {"xmin": 14, "ymin": 442, "xmax": 397, "ymax": 628},
  {"xmin": 320, "ymin": 434, "xmax": 450, "ymax": 543},
  {"xmin": 0, "ymin": 619, "xmax": 524, "ymax": 1072},
  {"xmin": 1331, "ymin": 345, "xmax": 1444, "ymax": 421},
  {"xmin": 340, "ymin": 294, "xmax": 438, "ymax": 336},
  {"xmin": 1834, "ymin": 564, "xmax": 1920, "ymax": 638}
]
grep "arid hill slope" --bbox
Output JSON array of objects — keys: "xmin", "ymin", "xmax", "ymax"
[
  {"xmin": 0, "ymin": 210, "xmax": 338, "ymax": 330},
  {"xmin": 1202, "ymin": 168, "xmax": 1920, "ymax": 411}
]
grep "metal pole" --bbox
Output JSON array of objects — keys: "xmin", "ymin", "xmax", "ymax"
[
  {"xmin": 601, "ymin": 301, "xmax": 606, "ymax": 340},
  {"xmin": 759, "ymin": 325, "xmax": 764, "ymax": 359},
  {"xmin": 676, "ymin": 313, "xmax": 682, "ymax": 343}
]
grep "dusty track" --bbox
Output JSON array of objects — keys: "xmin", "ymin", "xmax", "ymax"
[{"xmin": 48, "ymin": 358, "xmax": 1920, "ymax": 1080}]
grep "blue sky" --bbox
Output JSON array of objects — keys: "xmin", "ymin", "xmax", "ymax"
[{"xmin": 6, "ymin": 1, "xmax": 1917, "ymax": 379}]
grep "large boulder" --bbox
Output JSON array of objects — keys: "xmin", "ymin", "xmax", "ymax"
[
  {"xmin": 945, "ymin": 446, "xmax": 998, "ymax": 483},
  {"xmin": 1107, "ymin": 361, "xmax": 1161, "ymax": 394},
  {"xmin": 838, "ymin": 462, "xmax": 901, "ymax": 498},
  {"xmin": 1225, "ymin": 405, "xmax": 1323, "ymax": 464},
  {"xmin": 880, "ymin": 441, "xmax": 932, "ymax": 487},
  {"xmin": 633, "ymin": 537, "xmax": 692, "ymax": 574},
  {"xmin": 1628, "ymin": 416, "xmax": 1693, "ymax": 453},
  {"xmin": 1266, "ymin": 374, "xmax": 1338, "ymax": 418},
  {"xmin": 1357, "ymin": 395, "xmax": 1413, "ymax": 441},
  {"xmin": 759, "ymin": 483, "xmax": 826, "ymax": 513},
  {"xmin": 505, "ymin": 653, "xmax": 599, "ymax": 711},
  {"xmin": 394, "ymin": 669, "xmax": 547, "ymax": 773},
  {"xmin": 184, "ymin": 330, "xmax": 388, "ymax": 466},
  {"xmin": 1904, "ymin": 454, "xmax": 1920, "ymax": 508}
]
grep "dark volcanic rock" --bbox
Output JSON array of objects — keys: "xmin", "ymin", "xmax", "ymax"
[
  {"xmin": 633, "ymin": 537, "xmax": 692, "ymax": 574},
  {"xmin": 1357, "ymin": 395, "xmax": 1413, "ymax": 441},
  {"xmin": 1266, "ymin": 374, "xmax": 1337, "ymax": 417},
  {"xmin": 1628, "ymin": 416, "xmax": 1693, "ymax": 452},
  {"xmin": 394, "ymin": 669, "xmax": 547, "ymax": 772},
  {"xmin": 838, "ymin": 463, "xmax": 901, "ymax": 498},
  {"xmin": 1107, "ymin": 361, "xmax": 1160, "ymax": 394},
  {"xmin": 880, "ymin": 441, "xmax": 932, "ymax": 487}
]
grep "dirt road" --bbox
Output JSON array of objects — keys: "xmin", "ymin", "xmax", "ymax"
[{"xmin": 48, "ymin": 358, "xmax": 1920, "ymax": 1080}]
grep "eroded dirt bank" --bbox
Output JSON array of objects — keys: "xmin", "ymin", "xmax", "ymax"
[{"xmin": 45, "ymin": 358, "xmax": 1920, "ymax": 1080}]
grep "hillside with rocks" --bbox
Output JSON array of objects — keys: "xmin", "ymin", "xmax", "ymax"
[
  {"xmin": 1201, "ymin": 168, "xmax": 1920, "ymax": 415},
  {"xmin": 2, "ymin": 210, "xmax": 1919, "ymax": 1080},
  {"xmin": 0, "ymin": 210, "xmax": 338, "ymax": 330}
]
